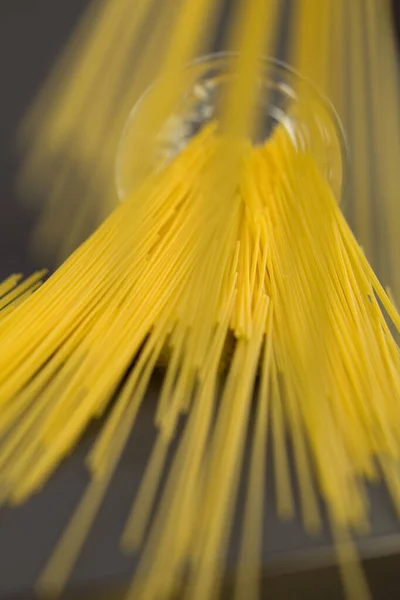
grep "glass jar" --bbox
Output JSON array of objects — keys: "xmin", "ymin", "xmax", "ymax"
[{"xmin": 116, "ymin": 52, "xmax": 349, "ymax": 202}]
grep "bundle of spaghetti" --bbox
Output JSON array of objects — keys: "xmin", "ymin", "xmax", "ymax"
[
  {"xmin": 3, "ymin": 1, "xmax": 400, "ymax": 598},
  {"xmin": 25, "ymin": 125, "xmax": 399, "ymax": 600},
  {"xmin": 0, "ymin": 116, "xmax": 398, "ymax": 599},
  {"xmin": 0, "ymin": 0, "xmax": 276, "ymax": 504},
  {"xmin": 287, "ymin": 0, "xmax": 400, "ymax": 299},
  {"xmin": 124, "ymin": 131, "xmax": 400, "ymax": 600},
  {"xmin": 0, "ymin": 124, "xmax": 218, "ymax": 488}
]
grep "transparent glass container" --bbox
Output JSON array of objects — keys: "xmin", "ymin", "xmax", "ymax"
[{"xmin": 116, "ymin": 52, "xmax": 349, "ymax": 202}]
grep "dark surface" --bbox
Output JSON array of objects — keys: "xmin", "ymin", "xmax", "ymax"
[{"xmin": 1, "ymin": 2, "xmax": 400, "ymax": 599}]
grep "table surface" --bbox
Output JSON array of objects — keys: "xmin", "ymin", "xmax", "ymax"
[{"xmin": 1, "ymin": 2, "xmax": 400, "ymax": 599}]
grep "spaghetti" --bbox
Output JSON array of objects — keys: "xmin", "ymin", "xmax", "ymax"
[
  {"xmin": 0, "ymin": 122, "xmax": 399, "ymax": 599},
  {"xmin": 2, "ymin": 1, "xmax": 400, "ymax": 599}
]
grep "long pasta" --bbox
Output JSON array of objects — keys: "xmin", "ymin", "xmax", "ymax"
[
  {"xmin": 0, "ymin": 118, "xmax": 399, "ymax": 599},
  {"xmin": 2, "ymin": 2, "xmax": 400, "ymax": 599}
]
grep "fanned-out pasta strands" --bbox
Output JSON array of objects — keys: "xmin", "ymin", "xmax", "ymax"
[
  {"xmin": 127, "ymin": 289, "xmax": 237, "ymax": 560},
  {"xmin": 1, "ymin": 123, "xmax": 400, "ymax": 600},
  {"xmin": 3, "ymin": 1, "xmax": 400, "ymax": 599},
  {"xmin": 0, "ymin": 133, "xmax": 214, "ymax": 401}
]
